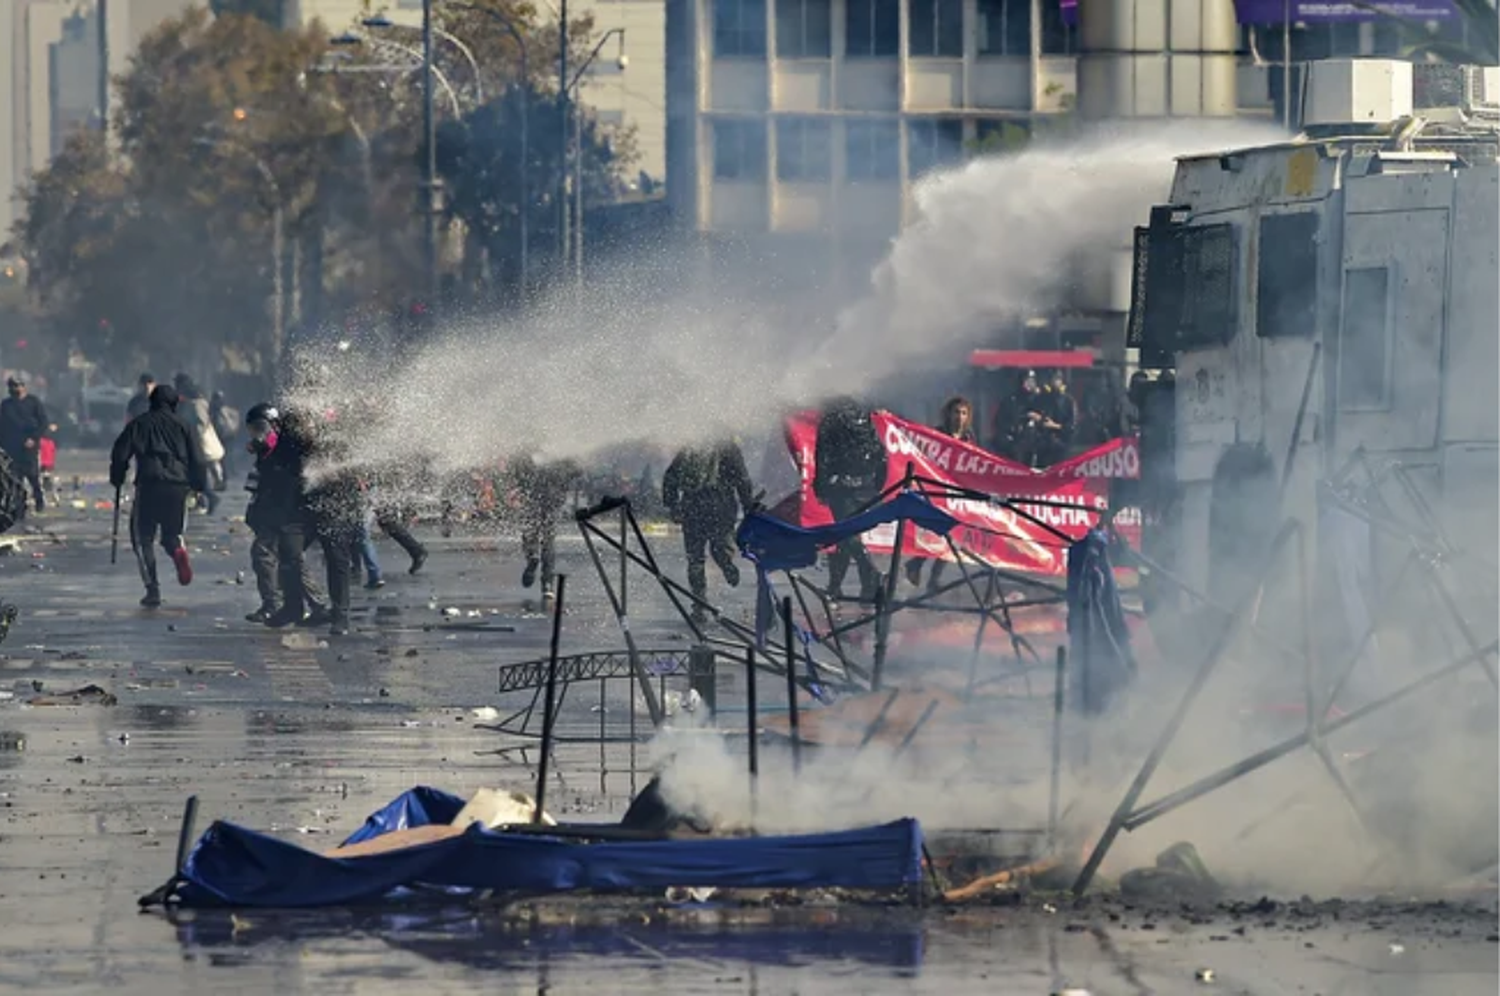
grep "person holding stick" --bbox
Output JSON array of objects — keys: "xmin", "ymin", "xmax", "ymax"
[{"xmin": 109, "ymin": 385, "xmax": 203, "ymax": 608}]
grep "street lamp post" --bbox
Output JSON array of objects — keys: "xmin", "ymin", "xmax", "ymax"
[
  {"xmin": 324, "ymin": 38, "xmax": 465, "ymax": 116},
  {"xmin": 361, "ymin": 15, "xmax": 485, "ymax": 104},
  {"xmin": 370, "ymin": 8, "xmax": 530, "ymax": 298},
  {"xmin": 421, "ymin": 0, "xmax": 440, "ymax": 315},
  {"xmin": 565, "ymin": 28, "xmax": 626, "ymax": 289}
]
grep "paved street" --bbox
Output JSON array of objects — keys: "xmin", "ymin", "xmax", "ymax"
[{"xmin": 0, "ymin": 450, "xmax": 1494, "ymax": 996}]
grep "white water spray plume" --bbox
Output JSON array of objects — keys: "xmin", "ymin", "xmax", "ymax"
[{"xmin": 292, "ymin": 119, "xmax": 1284, "ymax": 483}]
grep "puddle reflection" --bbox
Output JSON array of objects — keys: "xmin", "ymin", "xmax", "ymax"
[{"xmin": 172, "ymin": 908, "xmax": 925, "ymax": 975}]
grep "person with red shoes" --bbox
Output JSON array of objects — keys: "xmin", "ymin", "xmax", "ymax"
[{"xmin": 109, "ymin": 384, "xmax": 205, "ymax": 608}]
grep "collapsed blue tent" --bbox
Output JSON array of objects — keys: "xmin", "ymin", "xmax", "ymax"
[
  {"xmin": 159, "ymin": 787, "xmax": 925, "ymax": 909},
  {"xmin": 736, "ymin": 491, "xmax": 958, "ymax": 572}
]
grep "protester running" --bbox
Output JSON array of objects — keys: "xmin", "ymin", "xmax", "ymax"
[
  {"xmin": 662, "ymin": 435, "xmax": 755, "ymax": 624},
  {"xmin": 511, "ymin": 452, "xmax": 581, "ymax": 612},
  {"xmin": 109, "ymin": 384, "xmax": 203, "ymax": 608}
]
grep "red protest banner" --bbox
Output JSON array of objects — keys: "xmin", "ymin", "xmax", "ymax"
[{"xmin": 781, "ymin": 410, "xmax": 1141, "ymax": 578}]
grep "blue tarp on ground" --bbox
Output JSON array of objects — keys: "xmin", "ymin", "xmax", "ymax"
[
  {"xmin": 736, "ymin": 491, "xmax": 958, "ymax": 572},
  {"xmin": 171, "ymin": 787, "xmax": 926, "ymax": 909}
]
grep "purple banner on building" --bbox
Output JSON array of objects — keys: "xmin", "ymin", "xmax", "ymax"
[
  {"xmin": 1233, "ymin": 0, "xmax": 1456, "ymax": 22},
  {"xmin": 1061, "ymin": 0, "xmax": 1454, "ymax": 28}
]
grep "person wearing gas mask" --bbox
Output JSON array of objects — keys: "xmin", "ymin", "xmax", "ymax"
[
  {"xmin": 662, "ymin": 435, "xmax": 756, "ymax": 624},
  {"xmin": 242, "ymin": 403, "xmax": 327, "ymax": 624},
  {"xmin": 108, "ymin": 385, "xmax": 204, "ymax": 608},
  {"xmin": 813, "ymin": 397, "xmax": 888, "ymax": 602},
  {"xmin": 510, "ymin": 452, "xmax": 582, "ymax": 612}
]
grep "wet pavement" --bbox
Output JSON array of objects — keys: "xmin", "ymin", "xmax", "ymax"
[{"xmin": 0, "ymin": 451, "xmax": 1495, "ymax": 995}]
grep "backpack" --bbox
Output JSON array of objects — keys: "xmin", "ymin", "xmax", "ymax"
[
  {"xmin": 674, "ymin": 448, "xmax": 722, "ymax": 495},
  {"xmin": 0, "ymin": 450, "xmax": 27, "ymax": 535}
]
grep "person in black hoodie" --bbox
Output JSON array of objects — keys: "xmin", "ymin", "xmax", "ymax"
[
  {"xmin": 109, "ymin": 385, "xmax": 204, "ymax": 607},
  {"xmin": 258, "ymin": 408, "xmax": 360, "ymax": 635},
  {"xmin": 242, "ymin": 403, "xmax": 328, "ymax": 623},
  {"xmin": 812, "ymin": 397, "xmax": 888, "ymax": 601}
]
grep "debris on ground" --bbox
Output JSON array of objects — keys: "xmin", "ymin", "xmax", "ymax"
[
  {"xmin": 943, "ymin": 858, "xmax": 1061, "ymax": 902},
  {"xmin": 27, "ymin": 684, "xmax": 118, "ymax": 707},
  {"xmin": 1120, "ymin": 842, "xmax": 1221, "ymax": 903},
  {"xmin": 321, "ymin": 788, "xmax": 555, "ymax": 859}
]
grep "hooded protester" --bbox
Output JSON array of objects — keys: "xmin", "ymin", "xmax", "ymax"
[
  {"xmin": 662, "ymin": 435, "xmax": 756, "ymax": 623},
  {"xmin": 812, "ymin": 397, "xmax": 887, "ymax": 601},
  {"xmin": 0, "ymin": 376, "xmax": 51, "ymax": 515},
  {"xmin": 906, "ymin": 395, "xmax": 975, "ymax": 590},
  {"xmin": 510, "ymin": 452, "xmax": 582, "ymax": 611},
  {"xmin": 109, "ymin": 385, "xmax": 204, "ymax": 608},
  {"xmin": 173, "ymin": 375, "xmax": 225, "ymax": 514},
  {"xmin": 242, "ymin": 403, "xmax": 328, "ymax": 624}
]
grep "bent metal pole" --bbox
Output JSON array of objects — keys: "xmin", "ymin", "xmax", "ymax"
[{"xmin": 534, "ymin": 573, "xmax": 568, "ymax": 823}]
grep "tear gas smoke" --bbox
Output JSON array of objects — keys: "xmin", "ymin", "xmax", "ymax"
[{"xmin": 288, "ymin": 119, "xmax": 1282, "ymax": 487}]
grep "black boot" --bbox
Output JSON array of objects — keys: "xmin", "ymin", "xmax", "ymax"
[
  {"xmin": 263, "ymin": 606, "xmax": 303, "ymax": 628},
  {"xmin": 140, "ymin": 588, "xmax": 162, "ymax": 609}
]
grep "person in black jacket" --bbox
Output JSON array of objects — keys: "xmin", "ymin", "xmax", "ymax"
[
  {"xmin": 510, "ymin": 453, "xmax": 582, "ymax": 612},
  {"xmin": 813, "ymin": 397, "xmax": 888, "ymax": 601},
  {"xmin": 662, "ymin": 437, "xmax": 755, "ymax": 622},
  {"xmin": 0, "ymin": 376, "xmax": 51, "ymax": 515},
  {"xmin": 260, "ymin": 408, "xmax": 360, "ymax": 635},
  {"xmin": 242, "ymin": 403, "xmax": 327, "ymax": 623},
  {"xmin": 109, "ymin": 385, "xmax": 204, "ymax": 607}
]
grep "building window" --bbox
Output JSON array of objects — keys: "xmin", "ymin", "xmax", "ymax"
[
  {"xmin": 714, "ymin": 119, "xmax": 768, "ymax": 180},
  {"xmin": 1041, "ymin": 0, "xmax": 1075, "ymax": 54},
  {"xmin": 972, "ymin": 119, "xmax": 1030, "ymax": 155},
  {"xmin": 1337, "ymin": 267, "xmax": 1393, "ymax": 410},
  {"xmin": 846, "ymin": 0, "xmax": 898, "ymax": 56},
  {"xmin": 907, "ymin": 119, "xmax": 964, "ymax": 177},
  {"xmin": 1256, "ymin": 213, "xmax": 1319, "ymax": 339},
  {"xmin": 776, "ymin": 118, "xmax": 832, "ymax": 181},
  {"xmin": 845, "ymin": 120, "xmax": 900, "ymax": 181},
  {"xmin": 909, "ymin": 0, "xmax": 963, "ymax": 57},
  {"xmin": 715, "ymin": 0, "xmax": 768, "ymax": 57},
  {"xmin": 977, "ymin": 0, "xmax": 1029, "ymax": 56},
  {"xmin": 775, "ymin": 0, "xmax": 832, "ymax": 56}
]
